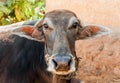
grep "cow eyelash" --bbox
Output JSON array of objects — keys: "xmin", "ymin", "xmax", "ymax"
[
  {"xmin": 38, "ymin": 27, "xmax": 42, "ymax": 31},
  {"xmin": 42, "ymin": 24, "xmax": 54, "ymax": 31},
  {"xmin": 43, "ymin": 24, "xmax": 48, "ymax": 29},
  {"xmin": 72, "ymin": 22, "xmax": 79, "ymax": 28},
  {"xmin": 37, "ymin": 25, "xmax": 43, "ymax": 31},
  {"xmin": 69, "ymin": 22, "xmax": 79, "ymax": 29}
]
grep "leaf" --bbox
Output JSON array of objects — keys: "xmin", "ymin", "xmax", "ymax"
[
  {"xmin": 1, "ymin": 18, "xmax": 10, "ymax": 25},
  {"xmin": 0, "ymin": 6, "xmax": 11, "ymax": 15},
  {"xmin": 6, "ymin": 0, "xmax": 14, "ymax": 7},
  {"xmin": 0, "ymin": 2, "xmax": 5, "ymax": 6},
  {"xmin": 15, "ymin": 6, "xmax": 22, "ymax": 21},
  {"xmin": 23, "ymin": 4, "xmax": 30, "ymax": 18},
  {"xmin": 0, "ymin": 12, "xmax": 4, "ymax": 19},
  {"xmin": 0, "ymin": 0, "xmax": 45, "ymax": 25}
]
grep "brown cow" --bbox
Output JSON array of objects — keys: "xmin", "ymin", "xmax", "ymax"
[{"xmin": 0, "ymin": 10, "xmax": 110, "ymax": 83}]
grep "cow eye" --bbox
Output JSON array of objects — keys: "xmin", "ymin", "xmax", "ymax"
[
  {"xmin": 72, "ymin": 22, "xmax": 79, "ymax": 28},
  {"xmin": 43, "ymin": 24, "xmax": 48, "ymax": 29},
  {"xmin": 38, "ymin": 27, "xmax": 42, "ymax": 31}
]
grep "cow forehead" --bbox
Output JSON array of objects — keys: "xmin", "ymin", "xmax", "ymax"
[
  {"xmin": 43, "ymin": 17, "xmax": 78, "ymax": 29},
  {"xmin": 44, "ymin": 10, "xmax": 77, "ymax": 18},
  {"xmin": 43, "ymin": 11, "xmax": 78, "ymax": 28},
  {"xmin": 43, "ymin": 10, "xmax": 77, "ymax": 26}
]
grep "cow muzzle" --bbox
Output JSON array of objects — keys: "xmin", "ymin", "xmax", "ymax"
[{"xmin": 46, "ymin": 54, "xmax": 76, "ymax": 75}]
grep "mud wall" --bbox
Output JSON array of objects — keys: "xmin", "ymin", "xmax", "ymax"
[
  {"xmin": 75, "ymin": 33, "xmax": 120, "ymax": 83},
  {"xmin": 46, "ymin": 0, "xmax": 120, "ymax": 29}
]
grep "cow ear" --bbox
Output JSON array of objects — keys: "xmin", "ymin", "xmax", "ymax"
[
  {"xmin": 20, "ymin": 19, "xmax": 44, "ymax": 41},
  {"xmin": 13, "ymin": 26, "xmax": 44, "ymax": 41},
  {"xmin": 76, "ymin": 25, "xmax": 102, "ymax": 39},
  {"xmin": 21, "ymin": 26, "xmax": 44, "ymax": 40}
]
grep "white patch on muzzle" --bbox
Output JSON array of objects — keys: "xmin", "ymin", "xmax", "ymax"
[{"xmin": 47, "ymin": 54, "xmax": 76, "ymax": 75}]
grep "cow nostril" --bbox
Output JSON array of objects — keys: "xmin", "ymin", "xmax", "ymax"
[
  {"xmin": 52, "ymin": 56, "xmax": 72, "ymax": 71},
  {"xmin": 68, "ymin": 59, "xmax": 72, "ymax": 67},
  {"xmin": 52, "ymin": 59, "xmax": 58, "ymax": 68}
]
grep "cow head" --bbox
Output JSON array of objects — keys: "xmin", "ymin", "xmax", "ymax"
[{"xmin": 16, "ymin": 10, "xmax": 108, "ymax": 78}]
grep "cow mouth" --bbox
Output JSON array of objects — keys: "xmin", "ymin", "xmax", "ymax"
[
  {"xmin": 55, "ymin": 72, "xmax": 76, "ymax": 80},
  {"xmin": 48, "ymin": 69, "xmax": 75, "ymax": 75}
]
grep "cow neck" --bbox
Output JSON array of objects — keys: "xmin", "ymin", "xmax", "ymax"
[
  {"xmin": 44, "ymin": 43, "xmax": 48, "ymax": 54},
  {"xmin": 53, "ymin": 74, "xmax": 71, "ymax": 83},
  {"xmin": 43, "ymin": 31, "xmax": 49, "ymax": 55}
]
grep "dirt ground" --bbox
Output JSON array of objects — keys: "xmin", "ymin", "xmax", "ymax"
[{"xmin": 75, "ymin": 34, "xmax": 120, "ymax": 83}]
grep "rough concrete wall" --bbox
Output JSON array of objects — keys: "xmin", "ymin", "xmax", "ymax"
[
  {"xmin": 46, "ymin": 0, "xmax": 120, "ymax": 29},
  {"xmin": 75, "ymin": 33, "xmax": 120, "ymax": 83}
]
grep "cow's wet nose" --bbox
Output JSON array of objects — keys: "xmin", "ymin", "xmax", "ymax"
[{"xmin": 52, "ymin": 55, "xmax": 72, "ymax": 71}]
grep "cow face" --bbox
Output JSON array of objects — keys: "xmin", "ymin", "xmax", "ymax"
[
  {"xmin": 18, "ymin": 10, "xmax": 103, "ymax": 76},
  {"xmin": 34, "ymin": 10, "xmax": 82, "ymax": 76},
  {"xmin": 34, "ymin": 10, "xmax": 102, "ymax": 76}
]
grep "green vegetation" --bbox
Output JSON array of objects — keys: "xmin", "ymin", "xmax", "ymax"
[{"xmin": 0, "ymin": 0, "xmax": 45, "ymax": 25}]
